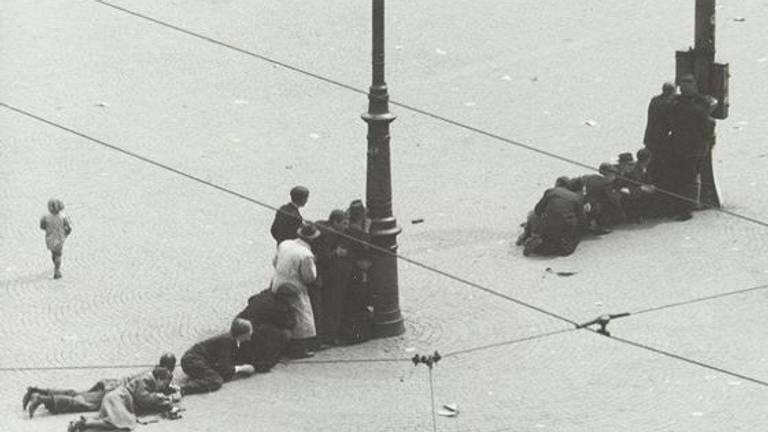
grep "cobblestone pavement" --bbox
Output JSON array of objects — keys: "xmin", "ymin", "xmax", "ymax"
[{"xmin": 2, "ymin": 0, "xmax": 768, "ymax": 431}]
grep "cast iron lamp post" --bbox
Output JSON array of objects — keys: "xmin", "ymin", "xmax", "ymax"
[{"xmin": 362, "ymin": 0, "xmax": 405, "ymax": 338}]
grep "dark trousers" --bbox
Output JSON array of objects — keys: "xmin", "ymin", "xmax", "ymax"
[
  {"xmin": 237, "ymin": 324, "xmax": 290, "ymax": 371},
  {"xmin": 667, "ymin": 154, "xmax": 700, "ymax": 215},
  {"xmin": 48, "ymin": 391, "xmax": 104, "ymax": 413},
  {"xmin": 180, "ymin": 355, "xmax": 224, "ymax": 395},
  {"xmin": 318, "ymin": 262, "xmax": 352, "ymax": 344}
]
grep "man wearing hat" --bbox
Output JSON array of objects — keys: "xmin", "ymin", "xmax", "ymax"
[
  {"xmin": 271, "ymin": 224, "xmax": 321, "ymax": 358},
  {"xmin": 524, "ymin": 179, "xmax": 587, "ymax": 256},
  {"xmin": 312, "ymin": 209, "xmax": 352, "ymax": 346},
  {"xmin": 621, "ymin": 148, "xmax": 656, "ymax": 221},
  {"xmin": 644, "ymin": 82, "xmax": 677, "ymax": 185},
  {"xmin": 581, "ymin": 163, "xmax": 624, "ymax": 233},
  {"xmin": 271, "ymin": 186, "xmax": 309, "ymax": 246},
  {"xmin": 668, "ymin": 74, "xmax": 716, "ymax": 221}
]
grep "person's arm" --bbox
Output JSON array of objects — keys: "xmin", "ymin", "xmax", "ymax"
[
  {"xmin": 533, "ymin": 190, "xmax": 550, "ymax": 216},
  {"xmin": 132, "ymin": 377, "xmax": 170, "ymax": 410},
  {"xmin": 270, "ymin": 211, "xmax": 284, "ymax": 243},
  {"xmin": 643, "ymin": 100, "xmax": 656, "ymax": 148},
  {"xmin": 63, "ymin": 217, "xmax": 72, "ymax": 236},
  {"xmin": 234, "ymin": 364, "xmax": 255, "ymax": 375},
  {"xmin": 39, "ymin": 216, "xmax": 47, "ymax": 230},
  {"xmin": 280, "ymin": 305, "xmax": 297, "ymax": 329},
  {"xmin": 298, "ymin": 256, "xmax": 317, "ymax": 284},
  {"xmin": 575, "ymin": 199, "xmax": 588, "ymax": 228}
]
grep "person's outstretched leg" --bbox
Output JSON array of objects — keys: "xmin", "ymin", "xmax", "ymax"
[
  {"xmin": 179, "ymin": 355, "xmax": 224, "ymax": 395},
  {"xmin": 52, "ymin": 250, "xmax": 62, "ymax": 279}
]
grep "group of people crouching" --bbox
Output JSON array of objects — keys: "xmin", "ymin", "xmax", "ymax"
[
  {"xmin": 23, "ymin": 187, "xmax": 375, "ymax": 431},
  {"xmin": 515, "ymin": 148, "xmax": 662, "ymax": 257},
  {"xmin": 516, "ymin": 76, "xmax": 719, "ymax": 257}
]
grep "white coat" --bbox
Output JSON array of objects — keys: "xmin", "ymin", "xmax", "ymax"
[{"xmin": 271, "ymin": 238, "xmax": 318, "ymax": 339}]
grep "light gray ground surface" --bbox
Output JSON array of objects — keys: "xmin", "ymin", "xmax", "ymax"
[{"xmin": 2, "ymin": 1, "xmax": 768, "ymax": 431}]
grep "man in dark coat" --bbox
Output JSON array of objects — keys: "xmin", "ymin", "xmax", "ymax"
[
  {"xmin": 236, "ymin": 284, "xmax": 298, "ymax": 372},
  {"xmin": 270, "ymin": 186, "xmax": 309, "ymax": 246},
  {"xmin": 338, "ymin": 200, "xmax": 374, "ymax": 344},
  {"xmin": 25, "ymin": 353, "xmax": 177, "ymax": 418},
  {"xmin": 516, "ymin": 177, "xmax": 570, "ymax": 247},
  {"xmin": 524, "ymin": 183, "xmax": 586, "ymax": 256},
  {"xmin": 312, "ymin": 209, "xmax": 352, "ymax": 346},
  {"xmin": 620, "ymin": 148, "xmax": 656, "ymax": 221},
  {"xmin": 668, "ymin": 74, "xmax": 716, "ymax": 221},
  {"xmin": 179, "ymin": 319, "xmax": 255, "ymax": 395},
  {"xmin": 581, "ymin": 163, "xmax": 624, "ymax": 233},
  {"xmin": 644, "ymin": 82, "xmax": 676, "ymax": 186}
]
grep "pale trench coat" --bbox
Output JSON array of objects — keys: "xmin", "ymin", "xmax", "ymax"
[{"xmin": 271, "ymin": 238, "xmax": 318, "ymax": 339}]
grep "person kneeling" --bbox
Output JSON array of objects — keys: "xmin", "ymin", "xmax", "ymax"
[
  {"xmin": 179, "ymin": 318, "xmax": 255, "ymax": 395},
  {"xmin": 236, "ymin": 283, "xmax": 298, "ymax": 372},
  {"xmin": 525, "ymin": 179, "xmax": 586, "ymax": 256}
]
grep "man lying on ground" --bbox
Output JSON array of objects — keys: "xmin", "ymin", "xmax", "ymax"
[
  {"xmin": 67, "ymin": 366, "xmax": 177, "ymax": 432},
  {"xmin": 25, "ymin": 353, "xmax": 177, "ymax": 418}
]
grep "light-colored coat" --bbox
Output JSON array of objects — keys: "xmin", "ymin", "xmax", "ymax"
[
  {"xmin": 96, "ymin": 371, "xmax": 168, "ymax": 430},
  {"xmin": 271, "ymin": 238, "xmax": 318, "ymax": 339},
  {"xmin": 40, "ymin": 213, "xmax": 71, "ymax": 252}
]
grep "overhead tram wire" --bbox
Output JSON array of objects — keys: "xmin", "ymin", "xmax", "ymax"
[
  {"xmin": 0, "ymin": 101, "xmax": 576, "ymax": 328},
  {"xmin": 3, "ymin": 106, "xmax": 764, "ymax": 384},
  {"xmin": 94, "ymin": 0, "xmax": 768, "ymax": 231},
  {"xmin": 631, "ymin": 282, "xmax": 768, "ymax": 316},
  {"xmin": 6, "ymin": 4, "xmax": 768, "ymax": 389},
  {"xmin": 441, "ymin": 327, "xmax": 578, "ymax": 358},
  {"xmin": 0, "ymin": 363, "xmax": 156, "ymax": 372},
  {"xmin": 603, "ymin": 332, "xmax": 768, "ymax": 388}
]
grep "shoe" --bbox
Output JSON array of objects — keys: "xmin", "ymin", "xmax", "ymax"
[
  {"xmin": 67, "ymin": 416, "xmax": 86, "ymax": 432},
  {"xmin": 53, "ymin": 271, "xmax": 62, "ymax": 280},
  {"xmin": 28, "ymin": 394, "xmax": 44, "ymax": 418},
  {"xmin": 22, "ymin": 387, "xmax": 35, "ymax": 410},
  {"xmin": 288, "ymin": 350, "xmax": 315, "ymax": 359},
  {"xmin": 674, "ymin": 212, "xmax": 692, "ymax": 221},
  {"xmin": 515, "ymin": 232, "xmax": 528, "ymax": 246}
]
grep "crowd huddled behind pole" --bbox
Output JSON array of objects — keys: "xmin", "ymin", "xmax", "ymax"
[
  {"xmin": 516, "ymin": 75, "xmax": 717, "ymax": 257},
  {"xmin": 28, "ymin": 186, "xmax": 376, "ymax": 432}
]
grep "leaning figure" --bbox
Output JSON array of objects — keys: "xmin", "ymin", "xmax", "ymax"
[{"xmin": 67, "ymin": 366, "xmax": 177, "ymax": 431}]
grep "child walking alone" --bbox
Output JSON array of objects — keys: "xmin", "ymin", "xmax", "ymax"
[{"xmin": 40, "ymin": 198, "xmax": 72, "ymax": 279}]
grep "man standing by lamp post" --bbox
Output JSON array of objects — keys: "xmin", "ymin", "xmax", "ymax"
[
  {"xmin": 675, "ymin": 0, "xmax": 730, "ymax": 209},
  {"xmin": 361, "ymin": 0, "xmax": 405, "ymax": 338}
]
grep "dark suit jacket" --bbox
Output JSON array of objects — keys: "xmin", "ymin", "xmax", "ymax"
[
  {"xmin": 670, "ymin": 94, "xmax": 715, "ymax": 158},
  {"xmin": 582, "ymin": 174, "xmax": 624, "ymax": 225},
  {"xmin": 270, "ymin": 203, "xmax": 302, "ymax": 245},
  {"xmin": 182, "ymin": 334, "xmax": 239, "ymax": 381},
  {"xmin": 644, "ymin": 93, "xmax": 674, "ymax": 151},
  {"xmin": 533, "ymin": 186, "xmax": 586, "ymax": 237},
  {"xmin": 237, "ymin": 289, "xmax": 296, "ymax": 330}
]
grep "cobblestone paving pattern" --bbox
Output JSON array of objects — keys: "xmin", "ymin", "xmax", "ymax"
[{"xmin": 2, "ymin": 0, "xmax": 768, "ymax": 431}]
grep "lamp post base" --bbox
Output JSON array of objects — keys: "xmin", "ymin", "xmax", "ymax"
[{"xmin": 373, "ymin": 313, "xmax": 405, "ymax": 338}]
